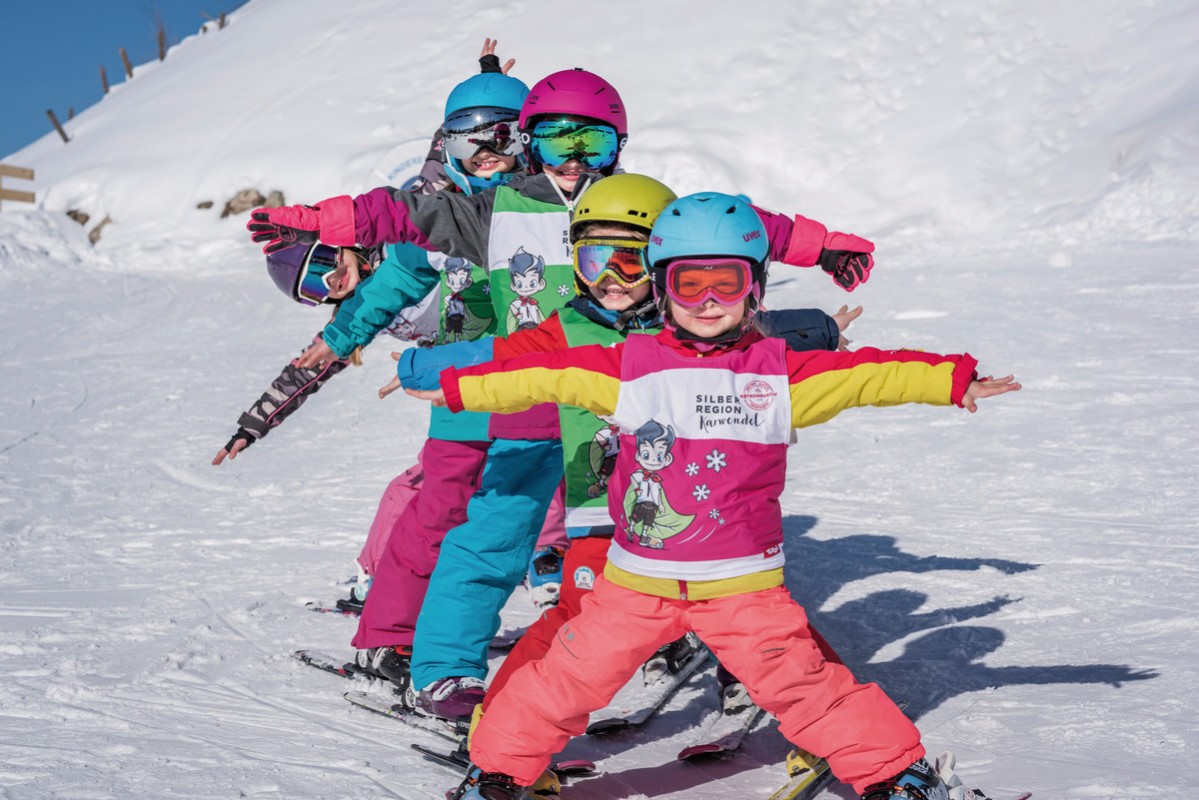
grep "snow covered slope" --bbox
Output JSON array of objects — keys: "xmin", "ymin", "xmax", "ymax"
[{"xmin": 2, "ymin": 1, "xmax": 1197, "ymax": 798}]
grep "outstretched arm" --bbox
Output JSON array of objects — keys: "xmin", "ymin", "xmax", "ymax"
[
  {"xmin": 211, "ymin": 337, "xmax": 349, "ymax": 465},
  {"xmin": 753, "ymin": 206, "xmax": 875, "ymax": 292},
  {"xmin": 786, "ymin": 347, "xmax": 983, "ymax": 428},
  {"xmin": 404, "ymin": 343, "xmax": 624, "ymax": 417}
]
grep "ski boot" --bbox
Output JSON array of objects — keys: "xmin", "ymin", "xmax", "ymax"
[
  {"xmin": 931, "ymin": 751, "xmax": 1005, "ymax": 800},
  {"xmin": 860, "ymin": 757, "xmax": 949, "ymax": 800},
  {"xmin": 785, "ymin": 746, "xmax": 824, "ymax": 778},
  {"xmin": 643, "ymin": 631, "xmax": 702, "ymax": 685},
  {"xmin": 715, "ymin": 663, "xmax": 752, "ymax": 715},
  {"xmin": 719, "ymin": 680, "xmax": 752, "ymax": 716},
  {"xmin": 354, "ymin": 645, "xmax": 412, "ymax": 695},
  {"xmin": 527, "ymin": 546, "xmax": 564, "ymax": 610},
  {"xmin": 528, "ymin": 769, "xmax": 561, "ymax": 799},
  {"xmin": 336, "ymin": 572, "xmax": 372, "ymax": 614},
  {"xmin": 411, "ymin": 675, "xmax": 486, "ymax": 720},
  {"xmin": 449, "ymin": 766, "xmax": 528, "ymax": 799}
]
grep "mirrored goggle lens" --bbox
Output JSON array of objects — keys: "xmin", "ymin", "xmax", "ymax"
[
  {"xmin": 666, "ymin": 259, "xmax": 753, "ymax": 307},
  {"xmin": 442, "ymin": 107, "xmax": 522, "ymax": 160},
  {"xmin": 573, "ymin": 239, "xmax": 650, "ymax": 287},
  {"xmin": 528, "ymin": 119, "xmax": 619, "ymax": 169},
  {"xmin": 296, "ymin": 244, "xmax": 340, "ymax": 305}
]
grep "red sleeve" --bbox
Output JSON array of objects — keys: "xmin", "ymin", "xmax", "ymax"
[{"xmin": 492, "ymin": 312, "xmax": 568, "ymax": 359}]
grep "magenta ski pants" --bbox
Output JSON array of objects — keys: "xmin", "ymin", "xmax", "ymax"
[
  {"xmin": 353, "ymin": 438, "xmax": 489, "ymax": 650},
  {"xmin": 353, "ymin": 440, "xmax": 567, "ymax": 650}
]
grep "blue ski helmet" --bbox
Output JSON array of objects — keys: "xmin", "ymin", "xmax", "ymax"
[
  {"xmin": 647, "ymin": 192, "xmax": 770, "ymax": 321},
  {"xmin": 444, "ymin": 73, "xmax": 529, "ymax": 119},
  {"xmin": 441, "ymin": 73, "xmax": 529, "ymax": 195}
]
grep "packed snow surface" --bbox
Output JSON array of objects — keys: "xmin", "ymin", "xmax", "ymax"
[{"xmin": 2, "ymin": 1, "xmax": 1196, "ymax": 797}]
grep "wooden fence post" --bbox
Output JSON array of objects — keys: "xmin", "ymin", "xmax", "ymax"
[
  {"xmin": 100, "ymin": 65, "xmax": 109, "ymax": 95},
  {"xmin": 120, "ymin": 48, "xmax": 133, "ymax": 79},
  {"xmin": 219, "ymin": 12, "xmax": 226, "ymax": 29},
  {"xmin": 46, "ymin": 110, "xmax": 70, "ymax": 143},
  {"xmin": 158, "ymin": 29, "xmax": 167, "ymax": 61},
  {"xmin": 0, "ymin": 165, "xmax": 37, "ymax": 211}
]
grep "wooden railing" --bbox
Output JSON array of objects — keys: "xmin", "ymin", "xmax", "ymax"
[{"xmin": 0, "ymin": 165, "xmax": 35, "ymax": 209}]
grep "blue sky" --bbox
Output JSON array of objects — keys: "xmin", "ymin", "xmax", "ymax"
[{"xmin": 1, "ymin": 1, "xmax": 245, "ymax": 159}]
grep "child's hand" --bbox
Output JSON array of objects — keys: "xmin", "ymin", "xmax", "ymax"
[
  {"xmin": 480, "ymin": 38, "xmax": 515, "ymax": 74},
  {"xmin": 404, "ymin": 387, "xmax": 447, "ymax": 407},
  {"xmin": 832, "ymin": 304, "xmax": 863, "ymax": 351},
  {"xmin": 962, "ymin": 375, "xmax": 1021, "ymax": 413},
  {"xmin": 212, "ymin": 430, "xmax": 253, "ymax": 465},
  {"xmin": 296, "ymin": 340, "xmax": 336, "ymax": 369},
  {"xmin": 379, "ymin": 352, "xmax": 406, "ymax": 399}
]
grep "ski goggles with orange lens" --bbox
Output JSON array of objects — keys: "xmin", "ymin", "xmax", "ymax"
[
  {"xmin": 527, "ymin": 119, "xmax": 621, "ymax": 170},
  {"xmin": 442, "ymin": 106, "xmax": 522, "ymax": 160},
  {"xmin": 664, "ymin": 258, "xmax": 755, "ymax": 308},
  {"xmin": 573, "ymin": 238, "xmax": 651, "ymax": 287}
]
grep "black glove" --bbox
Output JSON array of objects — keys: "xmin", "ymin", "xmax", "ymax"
[
  {"xmin": 224, "ymin": 428, "xmax": 256, "ymax": 454},
  {"xmin": 818, "ymin": 248, "xmax": 873, "ymax": 292}
]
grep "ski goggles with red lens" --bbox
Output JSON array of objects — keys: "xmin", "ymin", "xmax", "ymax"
[
  {"xmin": 526, "ymin": 118, "xmax": 621, "ymax": 170},
  {"xmin": 295, "ymin": 243, "xmax": 342, "ymax": 306},
  {"xmin": 664, "ymin": 258, "xmax": 755, "ymax": 308},
  {"xmin": 442, "ymin": 106, "xmax": 522, "ymax": 161},
  {"xmin": 573, "ymin": 238, "xmax": 651, "ymax": 287}
]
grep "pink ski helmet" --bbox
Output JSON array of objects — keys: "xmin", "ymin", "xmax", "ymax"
[
  {"xmin": 519, "ymin": 68, "xmax": 627, "ymax": 173},
  {"xmin": 519, "ymin": 68, "xmax": 626, "ymax": 132}
]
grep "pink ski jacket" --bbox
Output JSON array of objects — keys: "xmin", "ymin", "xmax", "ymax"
[{"xmin": 441, "ymin": 328, "xmax": 978, "ymax": 600}]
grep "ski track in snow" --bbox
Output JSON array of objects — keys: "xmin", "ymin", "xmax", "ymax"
[{"xmin": 3, "ymin": 0, "xmax": 1199, "ymax": 797}]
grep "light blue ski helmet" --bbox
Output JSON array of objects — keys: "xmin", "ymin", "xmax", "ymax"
[
  {"xmin": 648, "ymin": 192, "xmax": 770, "ymax": 321},
  {"xmin": 444, "ymin": 73, "xmax": 529, "ymax": 119},
  {"xmin": 442, "ymin": 73, "xmax": 530, "ymax": 195}
]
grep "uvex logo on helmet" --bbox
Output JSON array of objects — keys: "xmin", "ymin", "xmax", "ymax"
[{"xmin": 743, "ymin": 230, "xmax": 762, "ymax": 243}]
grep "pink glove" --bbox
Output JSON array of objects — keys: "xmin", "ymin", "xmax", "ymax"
[
  {"xmin": 818, "ymin": 232, "xmax": 874, "ymax": 292},
  {"xmin": 246, "ymin": 196, "xmax": 356, "ymax": 254}
]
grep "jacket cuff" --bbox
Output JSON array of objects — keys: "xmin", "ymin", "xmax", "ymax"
[
  {"xmin": 441, "ymin": 367, "xmax": 465, "ymax": 413},
  {"xmin": 949, "ymin": 354, "xmax": 980, "ymax": 407},
  {"xmin": 784, "ymin": 215, "xmax": 828, "ymax": 266},
  {"xmin": 320, "ymin": 325, "xmax": 357, "ymax": 360},
  {"xmin": 317, "ymin": 195, "xmax": 356, "ymax": 246}
]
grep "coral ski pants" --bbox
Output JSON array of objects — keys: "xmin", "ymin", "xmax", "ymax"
[
  {"xmin": 471, "ymin": 577, "xmax": 923, "ymax": 793},
  {"xmin": 481, "ymin": 535, "xmax": 846, "ymax": 711},
  {"xmin": 411, "ymin": 438, "xmax": 564, "ymax": 688}
]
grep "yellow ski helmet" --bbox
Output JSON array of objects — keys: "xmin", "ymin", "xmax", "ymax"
[{"xmin": 570, "ymin": 173, "xmax": 678, "ymax": 242}]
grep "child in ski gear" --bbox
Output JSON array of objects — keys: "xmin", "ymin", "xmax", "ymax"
[
  {"xmin": 387, "ymin": 175, "xmax": 853, "ymax": 719},
  {"xmin": 413, "ymin": 192, "xmax": 1019, "ymax": 799},
  {"xmin": 246, "ymin": 67, "xmax": 877, "ymax": 721},
  {"xmin": 319, "ymin": 69, "xmax": 569, "ymax": 691},
  {"xmin": 209, "ymin": 240, "xmax": 440, "ymax": 613}
]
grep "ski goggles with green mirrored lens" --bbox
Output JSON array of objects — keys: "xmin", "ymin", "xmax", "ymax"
[
  {"xmin": 526, "ymin": 118, "xmax": 621, "ymax": 170},
  {"xmin": 573, "ymin": 238, "xmax": 651, "ymax": 287},
  {"xmin": 295, "ymin": 244, "xmax": 342, "ymax": 306},
  {"xmin": 664, "ymin": 258, "xmax": 755, "ymax": 308},
  {"xmin": 442, "ymin": 106, "xmax": 522, "ymax": 161}
]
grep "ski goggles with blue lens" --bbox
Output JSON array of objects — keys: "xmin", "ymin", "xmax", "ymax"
[
  {"xmin": 442, "ymin": 106, "xmax": 522, "ymax": 161},
  {"xmin": 573, "ymin": 238, "xmax": 651, "ymax": 287},
  {"xmin": 295, "ymin": 243, "xmax": 342, "ymax": 306},
  {"xmin": 525, "ymin": 118, "xmax": 621, "ymax": 170}
]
